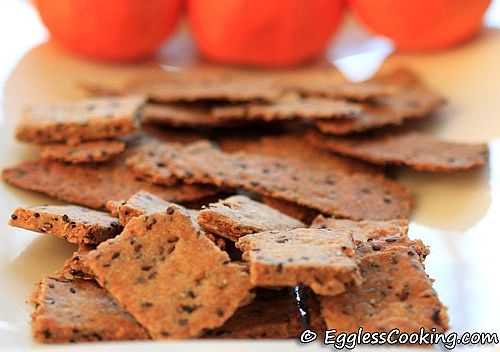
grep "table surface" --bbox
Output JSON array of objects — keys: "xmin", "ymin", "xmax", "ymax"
[{"xmin": 0, "ymin": 1, "xmax": 499, "ymax": 351}]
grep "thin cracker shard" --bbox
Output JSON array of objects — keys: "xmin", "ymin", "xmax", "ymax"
[
  {"xmin": 198, "ymin": 195, "xmax": 304, "ymax": 242},
  {"xmin": 211, "ymin": 98, "xmax": 362, "ymax": 122},
  {"xmin": 2, "ymin": 148, "xmax": 216, "ymax": 210},
  {"xmin": 202, "ymin": 288, "xmax": 303, "ymax": 339},
  {"xmin": 307, "ymin": 130, "xmax": 488, "ymax": 171},
  {"xmin": 31, "ymin": 277, "xmax": 149, "ymax": 343},
  {"xmin": 16, "ymin": 96, "xmax": 144, "ymax": 145},
  {"xmin": 311, "ymin": 216, "xmax": 429, "ymax": 262},
  {"xmin": 57, "ymin": 245, "xmax": 95, "ymax": 279},
  {"xmin": 41, "ymin": 140, "xmax": 126, "ymax": 164},
  {"xmin": 9, "ymin": 205, "xmax": 122, "ymax": 245},
  {"xmin": 141, "ymin": 104, "xmax": 220, "ymax": 128},
  {"xmin": 84, "ymin": 206, "xmax": 254, "ymax": 339},
  {"xmin": 319, "ymin": 251, "xmax": 449, "ymax": 334},
  {"xmin": 236, "ymin": 228, "xmax": 361, "ymax": 295},
  {"xmin": 147, "ymin": 140, "xmax": 412, "ymax": 220}
]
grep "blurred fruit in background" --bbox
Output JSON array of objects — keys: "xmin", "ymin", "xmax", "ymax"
[
  {"xmin": 34, "ymin": 0, "xmax": 182, "ymax": 61},
  {"xmin": 187, "ymin": 0, "xmax": 345, "ymax": 67},
  {"xmin": 349, "ymin": 0, "xmax": 492, "ymax": 50}
]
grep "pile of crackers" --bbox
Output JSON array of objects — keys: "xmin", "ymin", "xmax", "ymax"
[{"xmin": 3, "ymin": 65, "xmax": 488, "ymax": 343}]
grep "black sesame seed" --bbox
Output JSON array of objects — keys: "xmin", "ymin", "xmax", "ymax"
[
  {"xmin": 69, "ymin": 288, "xmax": 76, "ymax": 293},
  {"xmin": 10, "ymin": 214, "xmax": 18, "ymax": 220},
  {"xmin": 112, "ymin": 252, "xmax": 120, "ymax": 260},
  {"xmin": 372, "ymin": 244, "xmax": 381, "ymax": 251},
  {"xmin": 33, "ymin": 213, "xmax": 40, "ymax": 218},
  {"xmin": 166, "ymin": 206, "xmax": 175, "ymax": 215}
]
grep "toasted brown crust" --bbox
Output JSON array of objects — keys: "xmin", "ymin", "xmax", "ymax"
[
  {"xmin": 41, "ymin": 140, "xmax": 125, "ymax": 164},
  {"xmin": 202, "ymin": 289, "xmax": 303, "ymax": 339},
  {"xmin": 307, "ymin": 130, "xmax": 488, "ymax": 171},
  {"xmin": 237, "ymin": 228, "xmax": 361, "ymax": 295},
  {"xmin": 16, "ymin": 96, "xmax": 143, "ymax": 145},
  {"xmin": 197, "ymin": 195, "xmax": 305, "ymax": 241},
  {"xmin": 319, "ymin": 251, "xmax": 449, "ymax": 334},
  {"xmin": 144, "ymin": 140, "xmax": 412, "ymax": 220},
  {"xmin": 9, "ymin": 205, "xmax": 122, "ymax": 245},
  {"xmin": 31, "ymin": 277, "xmax": 149, "ymax": 343},
  {"xmin": 84, "ymin": 207, "xmax": 254, "ymax": 339},
  {"xmin": 141, "ymin": 104, "xmax": 219, "ymax": 127},
  {"xmin": 2, "ymin": 148, "xmax": 216, "ymax": 210}
]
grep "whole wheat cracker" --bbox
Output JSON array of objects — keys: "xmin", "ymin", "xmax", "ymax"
[
  {"xmin": 41, "ymin": 140, "xmax": 125, "ymax": 164},
  {"xmin": 31, "ymin": 277, "xmax": 149, "ymax": 343},
  {"xmin": 16, "ymin": 96, "xmax": 144, "ymax": 145},
  {"xmin": 319, "ymin": 251, "xmax": 449, "ymax": 334},
  {"xmin": 9, "ymin": 205, "xmax": 122, "ymax": 245},
  {"xmin": 307, "ymin": 130, "xmax": 488, "ymax": 171},
  {"xmin": 197, "ymin": 195, "xmax": 305, "ymax": 242},
  {"xmin": 236, "ymin": 228, "xmax": 361, "ymax": 295},
  {"xmin": 84, "ymin": 206, "xmax": 254, "ymax": 339}
]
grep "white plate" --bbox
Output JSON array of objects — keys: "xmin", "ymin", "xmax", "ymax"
[{"xmin": 1, "ymin": 2, "xmax": 500, "ymax": 351}]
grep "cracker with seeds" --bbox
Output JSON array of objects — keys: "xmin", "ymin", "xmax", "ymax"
[
  {"xmin": 125, "ymin": 144, "xmax": 181, "ymax": 186},
  {"xmin": 141, "ymin": 104, "xmax": 220, "ymax": 128},
  {"xmin": 307, "ymin": 130, "xmax": 488, "ymax": 171},
  {"xmin": 218, "ymin": 134, "xmax": 381, "ymax": 175},
  {"xmin": 9, "ymin": 205, "xmax": 122, "ymax": 245},
  {"xmin": 84, "ymin": 206, "xmax": 254, "ymax": 339},
  {"xmin": 236, "ymin": 228, "xmax": 361, "ymax": 295},
  {"xmin": 319, "ymin": 251, "xmax": 449, "ymax": 333},
  {"xmin": 154, "ymin": 141, "xmax": 412, "ymax": 220},
  {"xmin": 41, "ymin": 140, "xmax": 125, "ymax": 164},
  {"xmin": 202, "ymin": 288, "xmax": 303, "ymax": 339},
  {"xmin": 16, "ymin": 96, "xmax": 144, "ymax": 145},
  {"xmin": 31, "ymin": 277, "xmax": 149, "ymax": 343},
  {"xmin": 211, "ymin": 98, "xmax": 361, "ymax": 122},
  {"xmin": 57, "ymin": 245, "xmax": 95, "ymax": 279},
  {"xmin": 287, "ymin": 81, "xmax": 395, "ymax": 101},
  {"xmin": 314, "ymin": 68, "xmax": 445, "ymax": 135},
  {"xmin": 146, "ymin": 78, "xmax": 281, "ymax": 104},
  {"xmin": 198, "ymin": 195, "xmax": 305, "ymax": 241},
  {"xmin": 311, "ymin": 216, "xmax": 429, "ymax": 262},
  {"xmin": 2, "ymin": 148, "xmax": 216, "ymax": 210}
]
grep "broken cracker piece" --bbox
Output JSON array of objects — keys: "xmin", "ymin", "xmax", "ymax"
[
  {"xmin": 9, "ymin": 205, "xmax": 122, "ymax": 245},
  {"xmin": 41, "ymin": 140, "xmax": 125, "ymax": 164},
  {"xmin": 236, "ymin": 228, "xmax": 361, "ymax": 295},
  {"xmin": 85, "ymin": 206, "xmax": 254, "ymax": 339},
  {"xmin": 319, "ymin": 251, "xmax": 449, "ymax": 334},
  {"xmin": 16, "ymin": 96, "xmax": 144, "ymax": 145},
  {"xmin": 2, "ymin": 148, "xmax": 216, "ymax": 210},
  {"xmin": 198, "ymin": 195, "xmax": 305, "ymax": 242},
  {"xmin": 141, "ymin": 104, "xmax": 220, "ymax": 128},
  {"xmin": 31, "ymin": 277, "xmax": 149, "ymax": 343},
  {"xmin": 307, "ymin": 130, "xmax": 488, "ymax": 171}
]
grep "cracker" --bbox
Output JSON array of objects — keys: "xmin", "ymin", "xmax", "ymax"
[
  {"xmin": 307, "ymin": 131, "xmax": 488, "ymax": 171},
  {"xmin": 158, "ymin": 141, "xmax": 412, "ymax": 220},
  {"xmin": 218, "ymin": 134, "xmax": 381, "ymax": 175},
  {"xmin": 311, "ymin": 216, "xmax": 429, "ymax": 262},
  {"xmin": 289, "ymin": 81, "xmax": 395, "ymax": 101},
  {"xmin": 9, "ymin": 205, "xmax": 122, "ymax": 245},
  {"xmin": 197, "ymin": 195, "xmax": 305, "ymax": 241},
  {"xmin": 236, "ymin": 228, "xmax": 361, "ymax": 295},
  {"xmin": 314, "ymin": 69, "xmax": 445, "ymax": 135},
  {"xmin": 16, "ymin": 96, "xmax": 144, "ymax": 145},
  {"xmin": 84, "ymin": 207, "xmax": 254, "ymax": 339},
  {"xmin": 2, "ymin": 149, "xmax": 216, "ymax": 210},
  {"xmin": 31, "ymin": 277, "xmax": 149, "ymax": 343},
  {"xmin": 319, "ymin": 251, "xmax": 449, "ymax": 333},
  {"xmin": 202, "ymin": 288, "xmax": 303, "ymax": 339},
  {"xmin": 41, "ymin": 140, "xmax": 125, "ymax": 164},
  {"xmin": 141, "ymin": 104, "xmax": 219, "ymax": 128},
  {"xmin": 211, "ymin": 98, "xmax": 361, "ymax": 122},
  {"xmin": 146, "ymin": 78, "xmax": 281, "ymax": 103}
]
